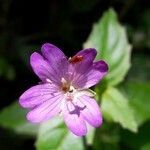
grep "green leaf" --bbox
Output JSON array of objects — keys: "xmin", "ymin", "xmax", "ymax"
[
  {"xmin": 93, "ymin": 122, "xmax": 120, "ymax": 150},
  {"xmin": 121, "ymin": 121, "xmax": 150, "ymax": 150},
  {"xmin": 84, "ymin": 8, "xmax": 131, "ymax": 86},
  {"xmin": 36, "ymin": 117, "xmax": 84, "ymax": 150},
  {"xmin": 0, "ymin": 102, "xmax": 38, "ymax": 135},
  {"xmin": 141, "ymin": 143, "xmax": 150, "ymax": 150},
  {"xmin": 120, "ymin": 82, "xmax": 150, "ymax": 126},
  {"xmin": 101, "ymin": 87, "xmax": 137, "ymax": 132}
]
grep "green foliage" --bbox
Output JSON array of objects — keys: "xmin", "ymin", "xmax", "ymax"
[
  {"xmin": 88, "ymin": 8, "xmax": 138, "ymax": 132},
  {"xmin": 84, "ymin": 8, "xmax": 131, "ymax": 86},
  {"xmin": 0, "ymin": 8, "xmax": 149, "ymax": 150},
  {"xmin": 141, "ymin": 143, "xmax": 150, "ymax": 150},
  {"xmin": 121, "ymin": 82, "xmax": 150, "ymax": 126},
  {"xmin": 36, "ymin": 117, "xmax": 84, "ymax": 150},
  {"xmin": 121, "ymin": 121, "xmax": 150, "ymax": 150},
  {"xmin": 93, "ymin": 123, "xmax": 120, "ymax": 150},
  {"xmin": 101, "ymin": 87, "xmax": 137, "ymax": 132},
  {"xmin": 0, "ymin": 102, "xmax": 38, "ymax": 135}
]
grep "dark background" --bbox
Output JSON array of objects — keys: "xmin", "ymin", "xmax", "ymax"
[{"xmin": 0, "ymin": 0, "xmax": 149, "ymax": 149}]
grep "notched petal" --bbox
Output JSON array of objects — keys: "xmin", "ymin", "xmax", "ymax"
[
  {"xmin": 74, "ymin": 60, "xmax": 109, "ymax": 89},
  {"xmin": 41, "ymin": 43, "xmax": 66, "ymax": 63},
  {"xmin": 78, "ymin": 95, "xmax": 103, "ymax": 127},
  {"xmin": 30, "ymin": 52, "xmax": 52, "ymax": 81},
  {"xmin": 93, "ymin": 60, "xmax": 109, "ymax": 73},
  {"xmin": 76, "ymin": 48, "xmax": 97, "ymax": 60},
  {"xmin": 26, "ymin": 94, "xmax": 63, "ymax": 123},
  {"xmin": 19, "ymin": 83, "xmax": 59, "ymax": 108},
  {"xmin": 62, "ymin": 101, "xmax": 87, "ymax": 136}
]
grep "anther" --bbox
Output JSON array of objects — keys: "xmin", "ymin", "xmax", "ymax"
[
  {"xmin": 69, "ymin": 86, "xmax": 74, "ymax": 93},
  {"xmin": 69, "ymin": 89, "xmax": 73, "ymax": 93}
]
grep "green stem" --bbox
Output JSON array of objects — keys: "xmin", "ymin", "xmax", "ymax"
[{"xmin": 82, "ymin": 136, "xmax": 88, "ymax": 150}]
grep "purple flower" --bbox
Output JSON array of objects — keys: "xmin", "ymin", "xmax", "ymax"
[{"xmin": 19, "ymin": 43, "xmax": 108, "ymax": 136}]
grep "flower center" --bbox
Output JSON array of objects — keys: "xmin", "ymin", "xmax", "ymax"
[
  {"xmin": 61, "ymin": 78, "xmax": 70, "ymax": 92},
  {"xmin": 61, "ymin": 78, "xmax": 75, "ymax": 101}
]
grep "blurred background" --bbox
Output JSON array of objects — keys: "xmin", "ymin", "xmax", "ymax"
[{"xmin": 0, "ymin": 0, "xmax": 149, "ymax": 150}]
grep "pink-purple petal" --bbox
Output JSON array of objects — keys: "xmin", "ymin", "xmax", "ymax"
[
  {"xmin": 73, "ymin": 48, "xmax": 97, "ymax": 74},
  {"xmin": 62, "ymin": 101, "xmax": 87, "ymax": 136},
  {"xmin": 76, "ymin": 48, "xmax": 97, "ymax": 61},
  {"xmin": 78, "ymin": 95, "xmax": 102, "ymax": 127},
  {"xmin": 41, "ymin": 43, "xmax": 66, "ymax": 63},
  {"xmin": 67, "ymin": 48, "xmax": 97, "ymax": 84},
  {"xmin": 73, "ymin": 60, "xmax": 108, "ymax": 89},
  {"xmin": 30, "ymin": 52, "xmax": 61, "ymax": 84},
  {"xmin": 27, "ymin": 94, "xmax": 64, "ymax": 123},
  {"xmin": 19, "ymin": 83, "xmax": 59, "ymax": 108},
  {"xmin": 41, "ymin": 43, "xmax": 69, "ymax": 80}
]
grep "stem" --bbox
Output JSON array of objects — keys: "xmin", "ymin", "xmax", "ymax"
[{"xmin": 82, "ymin": 136, "xmax": 88, "ymax": 150}]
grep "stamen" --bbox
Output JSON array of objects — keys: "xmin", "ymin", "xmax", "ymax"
[
  {"xmin": 69, "ymin": 86, "xmax": 74, "ymax": 93},
  {"xmin": 61, "ymin": 78, "xmax": 67, "ymax": 83},
  {"xmin": 69, "ymin": 89, "xmax": 73, "ymax": 93},
  {"xmin": 61, "ymin": 78, "xmax": 70, "ymax": 92},
  {"xmin": 46, "ymin": 78, "xmax": 52, "ymax": 83}
]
